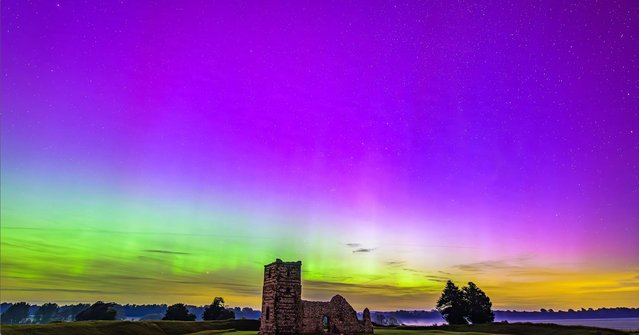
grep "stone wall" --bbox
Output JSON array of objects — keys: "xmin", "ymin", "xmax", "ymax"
[
  {"xmin": 260, "ymin": 259, "xmax": 373, "ymax": 335},
  {"xmin": 300, "ymin": 295, "xmax": 370, "ymax": 334},
  {"xmin": 299, "ymin": 300, "xmax": 331, "ymax": 333},
  {"xmin": 362, "ymin": 308, "xmax": 373, "ymax": 333}
]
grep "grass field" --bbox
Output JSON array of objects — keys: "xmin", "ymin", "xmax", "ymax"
[
  {"xmin": 2, "ymin": 320, "xmax": 638, "ymax": 335},
  {"xmin": 387, "ymin": 323, "xmax": 639, "ymax": 335},
  {"xmin": 375, "ymin": 329, "xmax": 499, "ymax": 335},
  {"xmin": 0, "ymin": 319, "xmax": 260, "ymax": 335}
]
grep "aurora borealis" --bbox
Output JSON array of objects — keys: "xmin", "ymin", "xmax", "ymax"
[{"xmin": 1, "ymin": 0, "xmax": 638, "ymax": 311}]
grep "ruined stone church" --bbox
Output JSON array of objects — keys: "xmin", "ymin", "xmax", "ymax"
[{"xmin": 260, "ymin": 259, "xmax": 374, "ymax": 335}]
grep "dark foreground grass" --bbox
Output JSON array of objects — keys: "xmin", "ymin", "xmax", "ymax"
[
  {"xmin": 0, "ymin": 319, "xmax": 260, "ymax": 335},
  {"xmin": 2, "ymin": 320, "xmax": 638, "ymax": 335},
  {"xmin": 392, "ymin": 322, "xmax": 639, "ymax": 335},
  {"xmin": 374, "ymin": 328, "xmax": 500, "ymax": 335}
]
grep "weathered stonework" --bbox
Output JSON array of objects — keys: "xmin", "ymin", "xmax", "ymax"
[{"xmin": 260, "ymin": 259, "xmax": 373, "ymax": 335}]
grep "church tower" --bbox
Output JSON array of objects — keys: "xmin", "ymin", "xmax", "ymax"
[{"xmin": 260, "ymin": 259, "xmax": 302, "ymax": 335}]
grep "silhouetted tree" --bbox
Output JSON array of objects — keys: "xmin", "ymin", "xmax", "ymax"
[
  {"xmin": 75, "ymin": 301, "xmax": 117, "ymax": 321},
  {"xmin": 462, "ymin": 282, "xmax": 494, "ymax": 324},
  {"xmin": 1, "ymin": 302, "xmax": 30, "ymax": 324},
  {"xmin": 374, "ymin": 313, "xmax": 386, "ymax": 325},
  {"xmin": 203, "ymin": 297, "xmax": 235, "ymax": 320},
  {"xmin": 163, "ymin": 303, "xmax": 196, "ymax": 321},
  {"xmin": 386, "ymin": 316, "xmax": 400, "ymax": 326},
  {"xmin": 436, "ymin": 280, "xmax": 468, "ymax": 325},
  {"xmin": 56, "ymin": 304, "xmax": 90, "ymax": 321},
  {"xmin": 237, "ymin": 307, "xmax": 260, "ymax": 319},
  {"xmin": 34, "ymin": 303, "xmax": 59, "ymax": 323}
]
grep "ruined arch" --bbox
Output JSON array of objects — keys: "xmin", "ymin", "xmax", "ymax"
[{"xmin": 322, "ymin": 315, "xmax": 330, "ymax": 332}]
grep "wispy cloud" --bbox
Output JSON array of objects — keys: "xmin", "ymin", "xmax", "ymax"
[
  {"xmin": 142, "ymin": 249, "xmax": 191, "ymax": 255},
  {"xmin": 1, "ymin": 288, "xmax": 107, "ymax": 294},
  {"xmin": 424, "ymin": 274, "xmax": 449, "ymax": 283},
  {"xmin": 386, "ymin": 261, "xmax": 405, "ymax": 267},
  {"xmin": 347, "ymin": 242, "xmax": 376, "ymax": 253},
  {"xmin": 453, "ymin": 256, "xmax": 533, "ymax": 273},
  {"xmin": 576, "ymin": 276, "xmax": 639, "ymax": 293},
  {"xmin": 304, "ymin": 279, "xmax": 441, "ymax": 296},
  {"xmin": 454, "ymin": 260, "xmax": 514, "ymax": 272}
]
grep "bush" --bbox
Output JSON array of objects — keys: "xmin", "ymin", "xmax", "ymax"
[
  {"xmin": 163, "ymin": 304, "xmax": 196, "ymax": 321},
  {"xmin": 76, "ymin": 301, "xmax": 118, "ymax": 321}
]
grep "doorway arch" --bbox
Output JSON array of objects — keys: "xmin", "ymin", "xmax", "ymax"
[{"xmin": 322, "ymin": 315, "xmax": 330, "ymax": 333}]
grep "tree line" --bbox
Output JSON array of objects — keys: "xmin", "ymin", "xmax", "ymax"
[
  {"xmin": 5, "ymin": 280, "xmax": 636, "ymax": 326},
  {"xmin": 162, "ymin": 297, "xmax": 235, "ymax": 321},
  {"xmin": 369, "ymin": 307, "xmax": 639, "ymax": 326},
  {"xmin": 0, "ymin": 297, "xmax": 238, "ymax": 324}
]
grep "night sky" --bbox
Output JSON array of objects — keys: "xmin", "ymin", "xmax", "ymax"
[{"xmin": 1, "ymin": 1, "xmax": 638, "ymax": 310}]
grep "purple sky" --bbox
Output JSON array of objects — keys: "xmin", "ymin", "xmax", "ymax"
[{"xmin": 1, "ymin": 1, "xmax": 638, "ymax": 309}]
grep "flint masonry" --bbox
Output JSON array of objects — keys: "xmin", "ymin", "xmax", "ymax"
[{"xmin": 260, "ymin": 259, "xmax": 374, "ymax": 335}]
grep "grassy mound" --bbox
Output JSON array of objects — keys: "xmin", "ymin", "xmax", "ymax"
[
  {"xmin": 0, "ymin": 319, "xmax": 260, "ymax": 335},
  {"xmin": 375, "ymin": 329, "xmax": 499, "ymax": 335},
  {"xmin": 2, "ymin": 320, "xmax": 637, "ymax": 335},
  {"xmin": 390, "ymin": 321, "xmax": 638, "ymax": 334},
  {"xmin": 185, "ymin": 331, "xmax": 255, "ymax": 335}
]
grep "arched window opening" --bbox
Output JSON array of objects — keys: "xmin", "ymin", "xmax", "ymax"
[
  {"xmin": 266, "ymin": 307, "xmax": 270, "ymax": 321},
  {"xmin": 322, "ymin": 315, "xmax": 330, "ymax": 332}
]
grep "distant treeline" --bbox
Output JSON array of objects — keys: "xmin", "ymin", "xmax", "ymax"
[
  {"xmin": 495, "ymin": 308, "xmax": 639, "ymax": 321},
  {"xmin": 2, "ymin": 302, "xmax": 637, "ymax": 325},
  {"xmin": 106, "ymin": 304, "xmax": 260, "ymax": 320},
  {"xmin": 0, "ymin": 302, "xmax": 259, "ymax": 324},
  {"xmin": 366, "ymin": 308, "xmax": 639, "ymax": 326}
]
